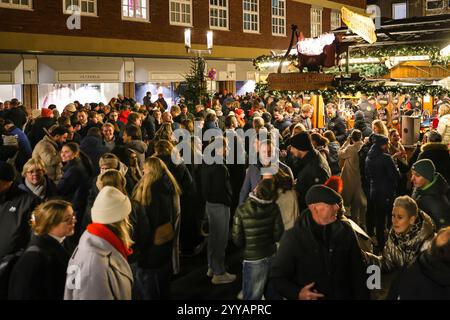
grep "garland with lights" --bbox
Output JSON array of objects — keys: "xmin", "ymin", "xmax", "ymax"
[{"xmin": 255, "ymin": 81, "xmax": 450, "ymax": 101}]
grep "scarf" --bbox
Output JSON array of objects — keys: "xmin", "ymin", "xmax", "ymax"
[
  {"xmin": 25, "ymin": 178, "xmax": 47, "ymax": 199},
  {"xmin": 390, "ymin": 214, "xmax": 423, "ymax": 254},
  {"xmin": 87, "ymin": 223, "xmax": 133, "ymax": 260}
]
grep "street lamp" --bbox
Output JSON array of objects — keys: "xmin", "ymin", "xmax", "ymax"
[{"xmin": 184, "ymin": 28, "xmax": 213, "ymax": 56}]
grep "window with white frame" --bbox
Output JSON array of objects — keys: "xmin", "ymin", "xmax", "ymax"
[
  {"xmin": 63, "ymin": 0, "xmax": 97, "ymax": 16},
  {"xmin": 122, "ymin": 0, "xmax": 149, "ymax": 21},
  {"xmin": 330, "ymin": 11, "xmax": 341, "ymax": 30},
  {"xmin": 0, "ymin": 0, "xmax": 32, "ymax": 10},
  {"xmin": 392, "ymin": 2, "xmax": 407, "ymax": 19},
  {"xmin": 426, "ymin": 0, "xmax": 443, "ymax": 10},
  {"xmin": 272, "ymin": 0, "xmax": 286, "ymax": 36},
  {"xmin": 210, "ymin": 0, "xmax": 228, "ymax": 30},
  {"xmin": 243, "ymin": 0, "xmax": 259, "ymax": 33},
  {"xmin": 169, "ymin": 0, "xmax": 192, "ymax": 26},
  {"xmin": 311, "ymin": 7, "xmax": 322, "ymax": 38}
]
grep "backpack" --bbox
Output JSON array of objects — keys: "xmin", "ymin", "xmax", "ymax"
[{"xmin": 0, "ymin": 246, "xmax": 39, "ymax": 299}]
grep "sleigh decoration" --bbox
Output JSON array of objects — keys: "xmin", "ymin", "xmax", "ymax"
[{"xmin": 297, "ymin": 32, "xmax": 337, "ymax": 72}]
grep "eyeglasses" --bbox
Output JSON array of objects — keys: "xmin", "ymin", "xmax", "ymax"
[{"xmin": 63, "ymin": 215, "xmax": 76, "ymax": 224}]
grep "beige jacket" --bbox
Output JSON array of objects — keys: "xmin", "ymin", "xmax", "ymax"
[
  {"xmin": 276, "ymin": 189, "xmax": 299, "ymax": 230},
  {"xmin": 32, "ymin": 135, "xmax": 62, "ymax": 183}
]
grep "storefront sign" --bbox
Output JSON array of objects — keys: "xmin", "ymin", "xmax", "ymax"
[
  {"xmin": 0, "ymin": 72, "xmax": 13, "ymax": 84},
  {"xmin": 341, "ymin": 6, "xmax": 377, "ymax": 44},
  {"xmin": 150, "ymin": 73, "xmax": 185, "ymax": 81},
  {"xmin": 268, "ymin": 73, "xmax": 334, "ymax": 91},
  {"xmin": 57, "ymin": 72, "xmax": 120, "ymax": 83}
]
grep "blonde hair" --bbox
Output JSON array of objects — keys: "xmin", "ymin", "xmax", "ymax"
[
  {"xmin": 96, "ymin": 169, "xmax": 127, "ymax": 195},
  {"xmin": 292, "ymin": 123, "xmax": 306, "ymax": 136},
  {"xmin": 252, "ymin": 117, "xmax": 265, "ymax": 130},
  {"xmin": 107, "ymin": 217, "xmax": 134, "ymax": 249},
  {"xmin": 301, "ymin": 104, "xmax": 313, "ymax": 114},
  {"xmin": 154, "ymin": 139, "xmax": 174, "ymax": 157},
  {"xmin": 31, "ymin": 200, "xmax": 72, "ymax": 236},
  {"xmin": 439, "ymin": 104, "xmax": 450, "ymax": 117},
  {"xmin": 372, "ymin": 119, "xmax": 389, "ymax": 137},
  {"xmin": 102, "ymin": 122, "xmax": 115, "ymax": 131},
  {"xmin": 154, "ymin": 122, "xmax": 173, "ymax": 142},
  {"xmin": 132, "ymin": 157, "xmax": 181, "ymax": 206},
  {"xmin": 22, "ymin": 158, "xmax": 46, "ymax": 177}
]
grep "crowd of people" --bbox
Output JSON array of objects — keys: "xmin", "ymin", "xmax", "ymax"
[{"xmin": 0, "ymin": 91, "xmax": 449, "ymax": 300}]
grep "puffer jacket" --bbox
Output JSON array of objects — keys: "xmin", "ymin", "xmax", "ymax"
[
  {"xmin": 232, "ymin": 193, "xmax": 284, "ymax": 261},
  {"xmin": 370, "ymin": 210, "xmax": 435, "ymax": 272},
  {"xmin": 412, "ymin": 173, "xmax": 450, "ymax": 230},
  {"xmin": 327, "ymin": 141, "xmax": 341, "ymax": 175},
  {"xmin": 437, "ymin": 114, "xmax": 450, "ymax": 146},
  {"xmin": 417, "ymin": 142, "xmax": 450, "ymax": 184},
  {"xmin": 32, "ymin": 135, "xmax": 62, "ymax": 183},
  {"xmin": 64, "ymin": 231, "xmax": 133, "ymax": 300}
]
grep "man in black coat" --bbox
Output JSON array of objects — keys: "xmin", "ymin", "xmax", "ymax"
[
  {"xmin": 270, "ymin": 185, "xmax": 369, "ymax": 300},
  {"xmin": 4, "ymin": 100, "xmax": 27, "ymax": 129},
  {"xmin": 411, "ymin": 159, "xmax": 450, "ymax": 230},
  {"xmin": 326, "ymin": 103, "xmax": 347, "ymax": 145},
  {"xmin": 0, "ymin": 162, "xmax": 40, "ymax": 259},
  {"xmin": 365, "ymin": 134, "xmax": 400, "ymax": 250},
  {"xmin": 387, "ymin": 227, "xmax": 450, "ymax": 300},
  {"xmin": 27, "ymin": 109, "xmax": 56, "ymax": 149},
  {"xmin": 289, "ymin": 131, "xmax": 331, "ymax": 211},
  {"xmin": 417, "ymin": 130, "xmax": 450, "ymax": 184}
]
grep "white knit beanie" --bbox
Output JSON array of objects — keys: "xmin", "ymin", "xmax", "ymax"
[{"xmin": 91, "ymin": 186, "xmax": 131, "ymax": 224}]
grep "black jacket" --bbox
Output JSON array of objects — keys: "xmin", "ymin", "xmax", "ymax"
[
  {"xmin": 80, "ymin": 135, "xmax": 109, "ymax": 174},
  {"xmin": 27, "ymin": 117, "xmax": 56, "ymax": 149},
  {"xmin": 352, "ymin": 120, "xmax": 372, "ymax": 138},
  {"xmin": 8, "ymin": 234, "xmax": 70, "ymax": 300},
  {"xmin": 158, "ymin": 155, "xmax": 193, "ymax": 197},
  {"xmin": 4, "ymin": 107, "xmax": 27, "ymax": 129},
  {"xmin": 326, "ymin": 115, "xmax": 347, "ymax": 145},
  {"xmin": 135, "ymin": 175, "xmax": 177, "ymax": 269},
  {"xmin": 365, "ymin": 144, "xmax": 400, "ymax": 198},
  {"xmin": 412, "ymin": 173, "xmax": 450, "ymax": 230},
  {"xmin": 388, "ymin": 250, "xmax": 450, "ymax": 300},
  {"xmin": 201, "ymin": 162, "xmax": 233, "ymax": 206},
  {"xmin": 417, "ymin": 143, "xmax": 450, "ymax": 185},
  {"xmin": 232, "ymin": 194, "xmax": 284, "ymax": 260},
  {"xmin": 295, "ymin": 149, "xmax": 331, "ymax": 210},
  {"xmin": 269, "ymin": 210, "xmax": 369, "ymax": 300},
  {"xmin": 0, "ymin": 183, "xmax": 40, "ymax": 259}
]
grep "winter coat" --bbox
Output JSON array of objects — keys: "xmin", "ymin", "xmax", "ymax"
[
  {"xmin": 80, "ymin": 135, "xmax": 109, "ymax": 174},
  {"xmin": 269, "ymin": 209, "xmax": 369, "ymax": 300},
  {"xmin": 370, "ymin": 211, "xmax": 435, "ymax": 272},
  {"xmin": 239, "ymin": 161, "xmax": 293, "ymax": 205},
  {"xmin": 339, "ymin": 140, "xmax": 364, "ymax": 204},
  {"xmin": 412, "ymin": 173, "xmax": 450, "ymax": 230},
  {"xmin": 358, "ymin": 101, "xmax": 378, "ymax": 127},
  {"xmin": 27, "ymin": 117, "xmax": 56, "ymax": 148},
  {"xmin": 158, "ymin": 155, "xmax": 193, "ymax": 197},
  {"xmin": 4, "ymin": 107, "xmax": 27, "ymax": 129},
  {"xmin": 365, "ymin": 144, "xmax": 400, "ymax": 199},
  {"xmin": 57, "ymin": 158, "xmax": 90, "ymax": 221},
  {"xmin": 274, "ymin": 118, "xmax": 292, "ymax": 135},
  {"xmin": 437, "ymin": 114, "xmax": 450, "ymax": 146},
  {"xmin": 296, "ymin": 115, "xmax": 312, "ymax": 131},
  {"xmin": 201, "ymin": 163, "xmax": 233, "ymax": 206},
  {"xmin": 32, "ymin": 135, "xmax": 62, "ymax": 183},
  {"xmin": 8, "ymin": 126, "xmax": 32, "ymax": 170},
  {"xmin": 276, "ymin": 189, "xmax": 300, "ymax": 230},
  {"xmin": 0, "ymin": 183, "xmax": 40, "ymax": 259},
  {"xmin": 387, "ymin": 249, "xmax": 450, "ymax": 300},
  {"xmin": 295, "ymin": 149, "xmax": 331, "ymax": 210},
  {"xmin": 232, "ymin": 193, "xmax": 284, "ymax": 261},
  {"xmin": 8, "ymin": 234, "xmax": 70, "ymax": 300},
  {"xmin": 352, "ymin": 120, "xmax": 372, "ymax": 138},
  {"xmin": 417, "ymin": 142, "xmax": 450, "ymax": 184},
  {"xmin": 125, "ymin": 140, "xmax": 148, "ymax": 171},
  {"xmin": 64, "ymin": 231, "xmax": 133, "ymax": 300},
  {"xmin": 327, "ymin": 141, "xmax": 341, "ymax": 175},
  {"xmin": 18, "ymin": 176, "xmax": 58, "ymax": 201},
  {"xmin": 326, "ymin": 115, "xmax": 347, "ymax": 145}
]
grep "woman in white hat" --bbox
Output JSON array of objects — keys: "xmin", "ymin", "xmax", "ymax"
[{"xmin": 64, "ymin": 186, "xmax": 134, "ymax": 300}]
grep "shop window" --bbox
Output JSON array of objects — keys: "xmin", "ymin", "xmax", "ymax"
[
  {"xmin": 311, "ymin": 7, "xmax": 323, "ymax": 38},
  {"xmin": 272, "ymin": 0, "xmax": 286, "ymax": 36},
  {"xmin": 0, "ymin": 0, "xmax": 32, "ymax": 10},
  {"xmin": 392, "ymin": 2, "xmax": 407, "ymax": 19},
  {"xmin": 330, "ymin": 11, "xmax": 341, "ymax": 30},
  {"xmin": 426, "ymin": 0, "xmax": 444, "ymax": 10},
  {"xmin": 63, "ymin": 0, "xmax": 97, "ymax": 16},
  {"xmin": 169, "ymin": 0, "xmax": 192, "ymax": 27},
  {"xmin": 122, "ymin": 0, "xmax": 149, "ymax": 22},
  {"xmin": 243, "ymin": 0, "xmax": 259, "ymax": 33},
  {"xmin": 209, "ymin": 0, "xmax": 228, "ymax": 30}
]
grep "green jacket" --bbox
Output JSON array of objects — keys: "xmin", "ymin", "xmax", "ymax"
[{"xmin": 232, "ymin": 193, "xmax": 284, "ymax": 261}]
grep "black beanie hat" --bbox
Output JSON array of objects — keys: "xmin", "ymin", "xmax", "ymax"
[
  {"xmin": 305, "ymin": 185, "xmax": 342, "ymax": 206},
  {"xmin": 0, "ymin": 161, "xmax": 15, "ymax": 182},
  {"xmin": 290, "ymin": 131, "xmax": 313, "ymax": 151},
  {"xmin": 372, "ymin": 134, "xmax": 389, "ymax": 146}
]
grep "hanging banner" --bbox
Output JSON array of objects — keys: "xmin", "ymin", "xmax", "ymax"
[{"xmin": 341, "ymin": 6, "xmax": 377, "ymax": 44}]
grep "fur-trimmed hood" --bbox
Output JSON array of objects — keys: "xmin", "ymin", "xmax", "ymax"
[{"xmin": 421, "ymin": 142, "xmax": 449, "ymax": 153}]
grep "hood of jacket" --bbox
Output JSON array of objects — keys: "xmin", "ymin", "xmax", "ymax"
[{"xmin": 421, "ymin": 142, "xmax": 449, "ymax": 153}]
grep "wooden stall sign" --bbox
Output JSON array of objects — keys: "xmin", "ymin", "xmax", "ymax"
[{"xmin": 268, "ymin": 73, "xmax": 334, "ymax": 91}]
